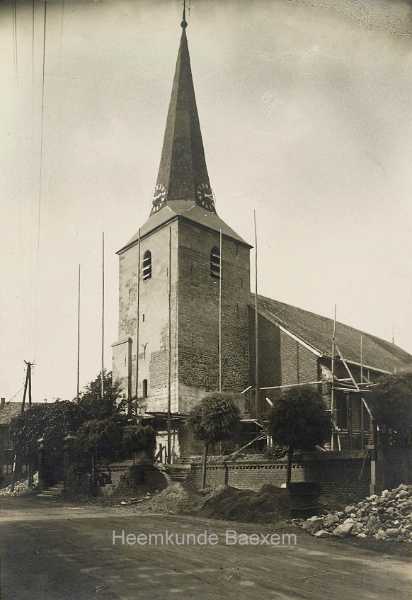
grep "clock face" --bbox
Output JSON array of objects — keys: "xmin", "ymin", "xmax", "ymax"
[
  {"xmin": 152, "ymin": 184, "xmax": 167, "ymax": 213},
  {"xmin": 196, "ymin": 183, "xmax": 215, "ymax": 212}
]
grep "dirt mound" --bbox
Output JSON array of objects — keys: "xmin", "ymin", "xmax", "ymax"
[
  {"xmin": 198, "ymin": 484, "xmax": 289, "ymax": 523},
  {"xmin": 300, "ymin": 483, "xmax": 412, "ymax": 543},
  {"xmin": 142, "ymin": 482, "xmax": 204, "ymax": 515}
]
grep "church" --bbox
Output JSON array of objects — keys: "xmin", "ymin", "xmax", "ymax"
[{"xmin": 112, "ymin": 12, "xmax": 412, "ymax": 459}]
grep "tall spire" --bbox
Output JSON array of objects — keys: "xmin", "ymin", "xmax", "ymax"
[{"xmin": 151, "ymin": 6, "xmax": 215, "ymax": 215}]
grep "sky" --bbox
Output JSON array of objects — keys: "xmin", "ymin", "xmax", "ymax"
[{"xmin": 1, "ymin": 0, "xmax": 412, "ymax": 402}]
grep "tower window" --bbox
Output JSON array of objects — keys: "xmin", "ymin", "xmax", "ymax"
[
  {"xmin": 142, "ymin": 251, "xmax": 152, "ymax": 281},
  {"xmin": 210, "ymin": 246, "xmax": 221, "ymax": 279}
]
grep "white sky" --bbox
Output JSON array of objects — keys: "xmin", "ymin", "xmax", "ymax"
[{"xmin": 1, "ymin": 0, "xmax": 412, "ymax": 402}]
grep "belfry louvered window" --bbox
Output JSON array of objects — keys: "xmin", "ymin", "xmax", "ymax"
[
  {"xmin": 142, "ymin": 250, "xmax": 152, "ymax": 281},
  {"xmin": 210, "ymin": 246, "xmax": 221, "ymax": 279}
]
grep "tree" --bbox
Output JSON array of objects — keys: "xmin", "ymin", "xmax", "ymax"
[
  {"xmin": 75, "ymin": 417, "xmax": 124, "ymax": 492},
  {"xmin": 122, "ymin": 423, "xmax": 156, "ymax": 461},
  {"xmin": 10, "ymin": 404, "xmax": 49, "ymax": 484},
  {"xmin": 368, "ymin": 371, "xmax": 412, "ymax": 444},
  {"xmin": 77, "ymin": 370, "xmax": 123, "ymax": 421},
  {"xmin": 10, "ymin": 371, "xmax": 124, "ymax": 489},
  {"xmin": 10, "ymin": 400, "xmax": 83, "ymax": 486},
  {"xmin": 269, "ymin": 386, "xmax": 331, "ymax": 486},
  {"xmin": 188, "ymin": 393, "xmax": 241, "ymax": 489}
]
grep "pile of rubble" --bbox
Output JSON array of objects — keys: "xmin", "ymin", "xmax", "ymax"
[
  {"xmin": 300, "ymin": 484, "xmax": 412, "ymax": 543},
  {"xmin": 0, "ymin": 474, "xmax": 38, "ymax": 497}
]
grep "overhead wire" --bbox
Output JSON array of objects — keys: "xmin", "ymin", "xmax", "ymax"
[
  {"xmin": 12, "ymin": 0, "xmax": 18, "ymax": 77},
  {"xmin": 33, "ymin": 0, "xmax": 48, "ymax": 363}
]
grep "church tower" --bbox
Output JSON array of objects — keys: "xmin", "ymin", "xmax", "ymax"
[{"xmin": 112, "ymin": 10, "xmax": 251, "ymax": 420}]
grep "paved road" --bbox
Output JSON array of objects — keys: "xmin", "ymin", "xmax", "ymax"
[{"xmin": 0, "ymin": 497, "xmax": 411, "ymax": 599}]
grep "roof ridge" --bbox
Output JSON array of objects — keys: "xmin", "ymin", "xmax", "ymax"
[{"xmin": 253, "ymin": 293, "xmax": 412, "ymax": 369}]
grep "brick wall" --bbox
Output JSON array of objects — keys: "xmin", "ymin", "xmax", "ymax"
[
  {"xmin": 189, "ymin": 454, "xmax": 370, "ymax": 503},
  {"xmin": 249, "ymin": 313, "xmax": 320, "ymax": 415},
  {"xmin": 279, "ymin": 331, "xmax": 319, "ymax": 385},
  {"xmin": 177, "ymin": 219, "xmax": 250, "ymax": 413},
  {"xmin": 113, "ymin": 216, "xmax": 251, "ymax": 415},
  {"xmin": 377, "ymin": 448, "xmax": 412, "ymax": 491},
  {"xmin": 113, "ymin": 220, "xmax": 179, "ymax": 413}
]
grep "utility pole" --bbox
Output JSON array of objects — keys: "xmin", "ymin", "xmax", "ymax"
[{"xmin": 21, "ymin": 361, "xmax": 34, "ymax": 414}]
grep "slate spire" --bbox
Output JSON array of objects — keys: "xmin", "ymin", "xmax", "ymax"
[{"xmin": 151, "ymin": 6, "xmax": 216, "ymax": 215}]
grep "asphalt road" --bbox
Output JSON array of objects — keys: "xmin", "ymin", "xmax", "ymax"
[{"xmin": 0, "ymin": 497, "xmax": 411, "ymax": 600}]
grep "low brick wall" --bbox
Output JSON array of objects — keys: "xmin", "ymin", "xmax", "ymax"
[{"xmin": 188, "ymin": 453, "xmax": 370, "ymax": 504}]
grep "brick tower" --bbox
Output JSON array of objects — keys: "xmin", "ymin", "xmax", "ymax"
[{"xmin": 112, "ymin": 12, "xmax": 251, "ymax": 427}]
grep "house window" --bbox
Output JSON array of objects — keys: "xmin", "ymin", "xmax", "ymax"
[
  {"xmin": 210, "ymin": 246, "xmax": 221, "ymax": 279},
  {"xmin": 143, "ymin": 379, "xmax": 148, "ymax": 399},
  {"xmin": 142, "ymin": 251, "xmax": 152, "ymax": 281}
]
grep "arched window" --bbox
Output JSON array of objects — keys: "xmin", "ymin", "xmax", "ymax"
[
  {"xmin": 210, "ymin": 246, "xmax": 221, "ymax": 279},
  {"xmin": 142, "ymin": 250, "xmax": 152, "ymax": 281}
]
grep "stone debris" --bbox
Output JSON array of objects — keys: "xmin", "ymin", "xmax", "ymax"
[
  {"xmin": 0, "ymin": 474, "xmax": 38, "ymax": 497},
  {"xmin": 299, "ymin": 484, "xmax": 412, "ymax": 543}
]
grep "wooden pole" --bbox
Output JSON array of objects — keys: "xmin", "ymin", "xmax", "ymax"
[
  {"xmin": 167, "ymin": 227, "xmax": 172, "ymax": 464},
  {"xmin": 218, "ymin": 228, "xmax": 223, "ymax": 392},
  {"xmin": 360, "ymin": 335, "xmax": 364, "ymax": 449},
  {"xmin": 330, "ymin": 304, "xmax": 337, "ymax": 449},
  {"xmin": 101, "ymin": 232, "xmax": 105, "ymax": 401},
  {"xmin": 254, "ymin": 209, "xmax": 259, "ymax": 420},
  {"xmin": 28, "ymin": 363, "xmax": 32, "ymax": 408},
  {"xmin": 77, "ymin": 264, "xmax": 81, "ymax": 401},
  {"xmin": 134, "ymin": 229, "xmax": 141, "ymax": 410},
  {"xmin": 21, "ymin": 364, "xmax": 29, "ymax": 415}
]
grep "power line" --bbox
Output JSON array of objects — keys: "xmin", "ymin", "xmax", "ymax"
[
  {"xmin": 32, "ymin": 0, "xmax": 36, "ymax": 86},
  {"xmin": 37, "ymin": 0, "xmax": 47, "ymax": 257},
  {"xmin": 12, "ymin": 0, "xmax": 18, "ymax": 77},
  {"xmin": 33, "ymin": 0, "xmax": 48, "ymax": 363}
]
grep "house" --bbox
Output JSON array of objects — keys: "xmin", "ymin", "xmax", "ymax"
[
  {"xmin": 0, "ymin": 399, "xmax": 21, "ymax": 477},
  {"xmin": 111, "ymin": 13, "xmax": 412, "ymax": 459}
]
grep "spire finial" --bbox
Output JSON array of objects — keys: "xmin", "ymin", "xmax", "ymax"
[{"xmin": 181, "ymin": 0, "xmax": 188, "ymax": 29}]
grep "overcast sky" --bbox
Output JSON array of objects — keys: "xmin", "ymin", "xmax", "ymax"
[{"xmin": 1, "ymin": 0, "xmax": 412, "ymax": 402}]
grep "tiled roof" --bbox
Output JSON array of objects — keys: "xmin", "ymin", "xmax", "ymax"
[
  {"xmin": 119, "ymin": 201, "xmax": 250, "ymax": 254},
  {"xmin": 254, "ymin": 295, "xmax": 412, "ymax": 373}
]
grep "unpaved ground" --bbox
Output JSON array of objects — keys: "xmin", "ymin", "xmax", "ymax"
[{"xmin": 1, "ymin": 495, "xmax": 411, "ymax": 599}]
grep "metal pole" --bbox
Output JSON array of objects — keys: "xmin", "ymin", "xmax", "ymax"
[
  {"xmin": 167, "ymin": 227, "xmax": 172, "ymax": 464},
  {"xmin": 101, "ymin": 232, "xmax": 105, "ymax": 401},
  {"xmin": 77, "ymin": 264, "xmax": 81, "ymax": 400},
  {"xmin": 135, "ymin": 229, "xmax": 141, "ymax": 409},
  {"xmin": 254, "ymin": 209, "xmax": 259, "ymax": 419},
  {"xmin": 219, "ymin": 228, "xmax": 223, "ymax": 392}
]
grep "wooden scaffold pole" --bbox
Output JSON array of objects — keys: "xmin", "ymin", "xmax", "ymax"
[
  {"xmin": 254, "ymin": 209, "xmax": 259, "ymax": 420},
  {"xmin": 167, "ymin": 227, "xmax": 172, "ymax": 464},
  {"xmin": 134, "ymin": 228, "xmax": 141, "ymax": 415},
  {"xmin": 330, "ymin": 304, "xmax": 337, "ymax": 449},
  {"xmin": 218, "ymin": 228, "xmax": 223, "ymax": 392}
]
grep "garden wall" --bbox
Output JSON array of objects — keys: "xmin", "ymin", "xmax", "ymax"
[{"xmin": 188, "ymin": 453, "xmax": 370, "ymax": 504}]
